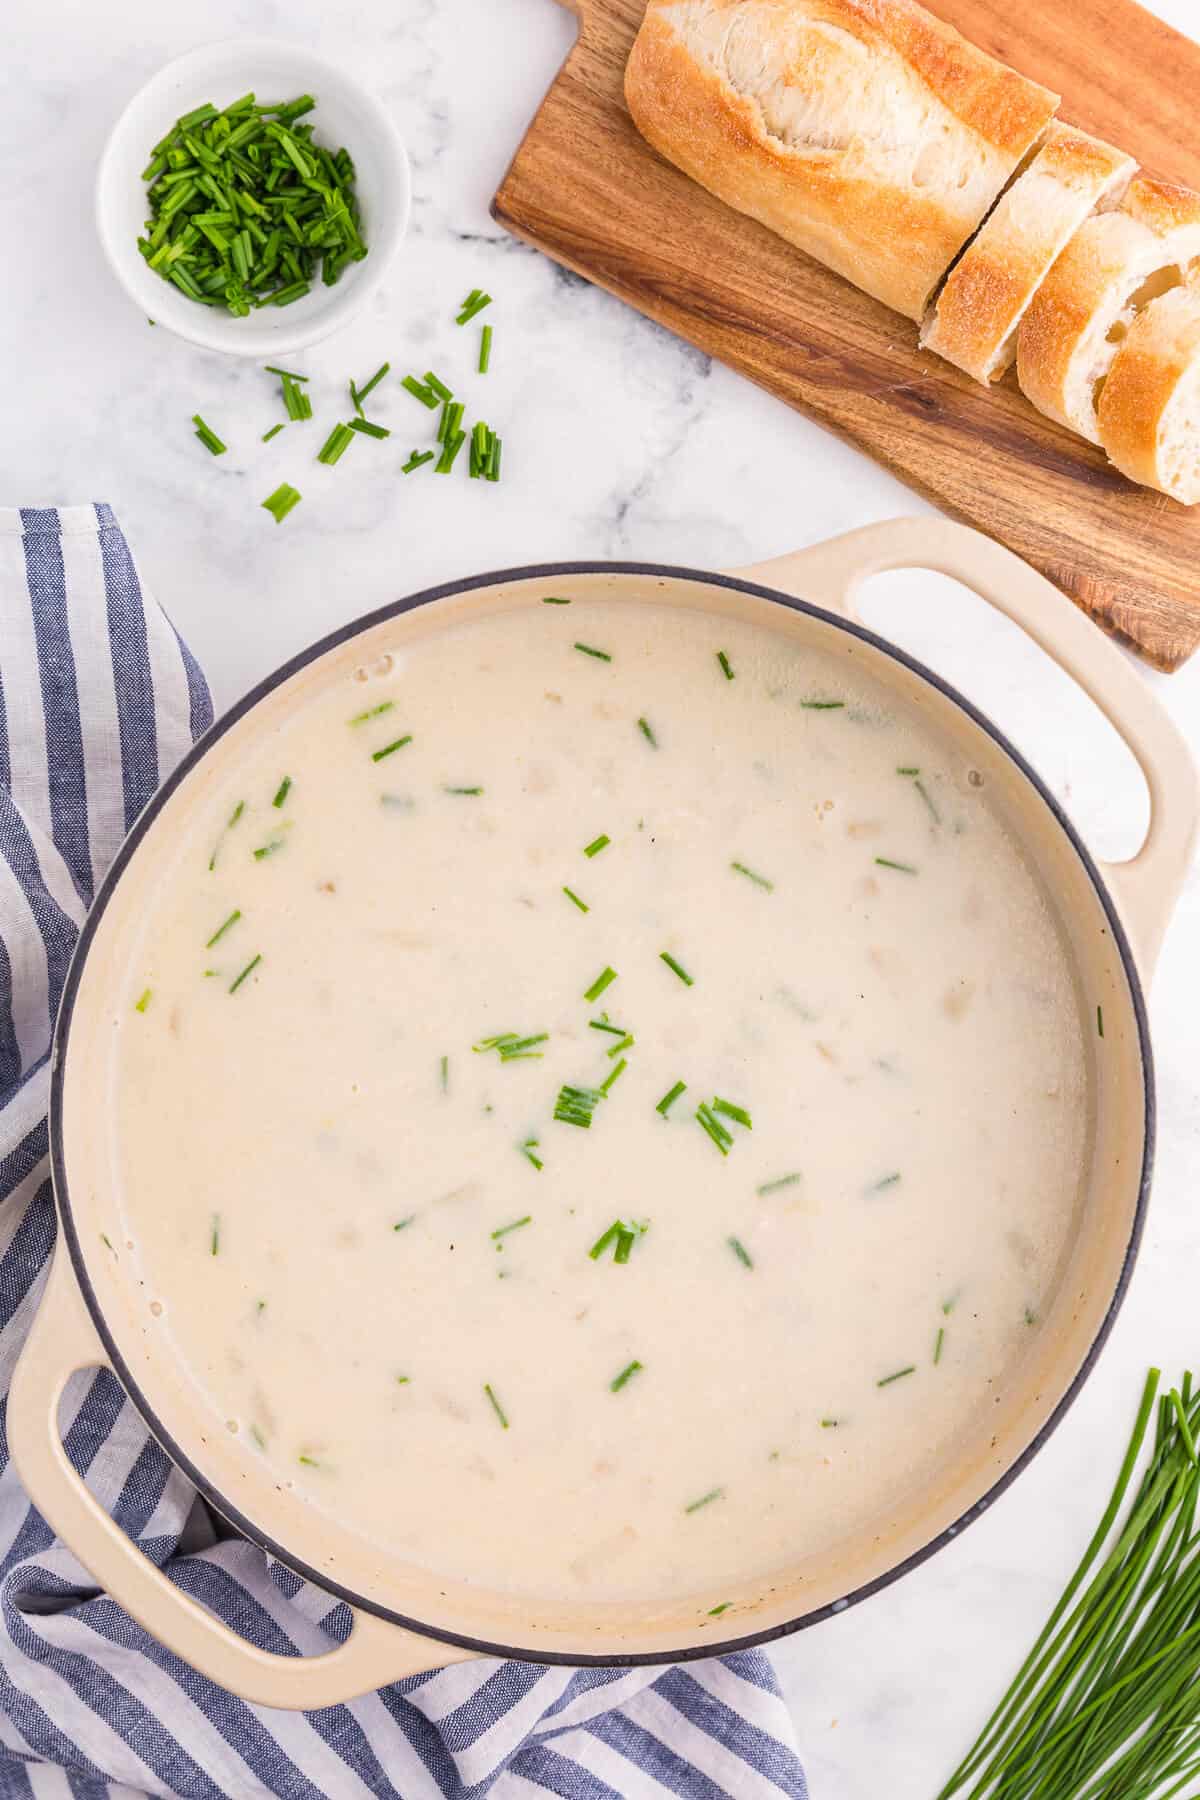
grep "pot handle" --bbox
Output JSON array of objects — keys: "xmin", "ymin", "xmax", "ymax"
[
  {"xmin": 8, "ymin": 1248, "xmax": 481, "ymax": 1710},
  {"xmin": 732, "ymin": 518, "xmax": 1198, "ymax": 976}
]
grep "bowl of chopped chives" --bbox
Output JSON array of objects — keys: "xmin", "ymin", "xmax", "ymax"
[{"xmin": 96, "ymin": 39, "xmax": 410, "ymax": 356}]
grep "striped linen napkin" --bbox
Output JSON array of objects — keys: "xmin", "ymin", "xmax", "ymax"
[{"xmin": 0, "ymin": 504, "xmax": 810, "ymax": 1800}]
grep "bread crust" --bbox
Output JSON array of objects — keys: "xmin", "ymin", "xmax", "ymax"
[
  {"xmin": 1017, "ymin": 176, "xmax": 1200, "ymax": 442},
  {"xmin": 1098, "ymin": 279, "xmax": 1200, "ymax": 501},
  {"xmin": 624, "ymin": 0, "xmax": 1059, "ymax": 321},
  {"xmin": 921, "ymin": 123, "xmax": 1134, "ymax": 384}
]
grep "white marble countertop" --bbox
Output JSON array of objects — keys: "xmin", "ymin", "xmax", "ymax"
[{"xmin": 6, "ymin": 1, "xmax": 1200, "ymax": 1793}]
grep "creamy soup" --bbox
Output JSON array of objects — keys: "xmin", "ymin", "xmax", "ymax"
[{"xmin": 112, "ymin": 596, "xmax": 1091, "ymax": 1606}]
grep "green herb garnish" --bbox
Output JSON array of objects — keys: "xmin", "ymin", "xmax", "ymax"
[
  {"xmin": 272, "ymin": 776, "xmax": 291, "ymax": 809},
  {"xmin": 349, "ymin": 701, "xmax": 394, "ymax": 726},
  {"xmin": 716, "ymin": 650, "xmax": 734, "ymax": 681},
  {"xmin": 520, "ymin": 1137, "xmax": 543, "ymax": 1171},
  {"xmin": 192, "ymin": 414, "xmax": 227, "ymax": 456},
  {"xmin": 877, "ymin": 1366, "xmax": 916, "ymax": 1387},
  {"xmin": 800, "ymin": 699, "xmax": 845, "ymax": 710},
  {"xmin": 443, "ymin": 785, "xmax": 483, "ymax": 795},
  {"xmin": 348, "ymin": 417, "xmax": 390, "ymax": 440},
  {"xmin": 491, "ymin": 1216, "xmax": 532, "ymax": 1241},
  {"xmin": 402, "ymin": 376, "xmax": 439, "ymax": 409},
  {"xmin": 875, "ymin": 858, "xmax": 918, "ymax": 874},
  {"xmin": 656, "ymin": 1080, "xmax": 686, "ymax": 1116},
  {"xmin": 479, "ymin": 323, "xmax": 493, "ymax": 373},
  {"xmin": 229, "ymin": 953, "xmax": 261, "ymax": 993},
  {"xmin": 728, "ymin": 1236, "xmax": 753, "ymax": 1269},
  {"xmin": 317, "ymin": 422, "xmax": 356, "ymax": 465},
  {"xmin": 713, "ymin": 1097, "xmax": 752, "ymax": 1128},
  {"xmin": 637, "ymin": 717, "xmax": 657, "ymax": 747},
  {"xmin": 731, "ymin": 861, "xmax": 773, "ymax": 891},
  {"xmin": 589, "ymin": 1018, "xmax": 625, "ymax": 1036},
  {"xmin": 555, "ymin": 1084, "xmax": 603, "ymax": 1129},
  {"xmin": 606, "ymin": 1034, "xmax": 634, "ymax": 1057},
  {"xmin": 758, "ymin": 1173, "xmax": 800, "ymax": 1195},
  {"xmin": 206, "ymin": 909, "xmax": 241, "ymax": 947},
  {"xmin": 708, "ymin": 1602, "xmax": 732, "ymax": 1616},
  {"xmin": 1097, "ymin": 1003, "xmax": 1105, "ymax": 1038},
  {"xmin": 371, "ymin": 735, "xmax": 412, "ymax": 762},
  {"xmin": 562, "ymin": 886, "xmax": 589, "ymax": 912},
  {"xmin": 696, "ymin": 1103, "xmax": 733, "ymax": 1156},
  {"xmin": 583, "ymin": 834, "xmax": 610, "ymax": 858},
  {"xmin": 473, "ymin": 1032, "xmax": 548, "ymax": 1062},
  {"xmin": 589, "ymin": 1219, "xmax": 645, "ymax": 1262},
  {"xmin": 484, "ymin": 1382, "xmax": 509, "ymax": 1428},
  {"xmin": 610, "ymin": 1360, "xmax": 643, "ymax": 1392},
  {"xmin": 261, "ymin": 483, "xmax": 301, "ymax": 523},
  {"xmin": 584, "ymin": 965, "xmax": 617, "ymax": 1002},
  {"xmin": 401, "ymin": 449, "xmax": 435, "ymax": 473},
  {"xmin": 261, "ymin": 423, "xmax": 285, "ymax": 442},
  {"xmin": 542, "ymin": 596, "xmax": 571, "ymax": 605},
  {"xmin": 435, "ymin": 430, "xmax": 466, "ymax": 474},
  {"xmin": 456, "ymin": 289, "xmax": 492, "ymax": 325},
  {"xmin": 934, "ymin": 1327, "xmax": 945, "ymax": 1365},
  {"xmin": 574, "ymin": 643, "xmax": 612, "ymax": 662},
  {"xmin": 278, "ymin": 372, "xmax": 312, "ymax": 422},
  {"xmin": 134, "ymin": 988, "xmax": 152, "ymax": 1013},
  {"xmin": 685, "ymin": 1488, "xmax": 723, "ymax": 1514},
  {"xmin": 871, "ymin": 1172, "xmax": 901, "ymax": 1191},
  {"xmin": 659, "ymin": 951, "xmax": 693, "ymax": 987},
  {"xmin": 393, "ymin": 1215, "xmax": 416, "ymax": 1232},
  {"xmin": 350, "ymin": 362, "xmax": 389, "ymax": 414},
  {"xmin": 599, "ymin": 1058, "xmax": 627, "ymax": 1094}
]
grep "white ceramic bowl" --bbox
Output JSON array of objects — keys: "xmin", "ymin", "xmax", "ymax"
[{"xmin": 95, "ymin": 39, "xmax": 411, "ymax": 357}]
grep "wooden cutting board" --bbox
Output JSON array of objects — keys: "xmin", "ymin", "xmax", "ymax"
[{"xmin": 492, "ymin": 0, "xmax": 1200, "ymax": 670}]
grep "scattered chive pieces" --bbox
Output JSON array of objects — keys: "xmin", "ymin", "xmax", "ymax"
[
  {"xmin": 262, "ymin": 483, "xmax": 301, "ymax": 523},
  {"xmin": 656, "ymin": 1080, "xmax": 687, "ymax": 1116},
  {"xmin": 877, "ymin": 1366, "xmax": 916, "ymax": 1387},
  {"xmin": 820, "ymin": 1418, "xmax": 840, "ymax": 1429},
  {"xmin": 280, "ymin": 374, "xmax": 312, "ymax": 422},
  {"xmin": 589, "ymin": 1018, "xmax": 625, "ymax": 1035},
  {"xmin": 402, "ymin": 376, "xmax": 439, "ymax": 409},
  {"xmin": 474, "ymin": 1031, "xmax": 548, "ymax": 1062},
  {"xmin": 272, "ymin": 775, "xmax": 292, "ymax": 809},
  {"xmin": 590, "ymin": 1218, "xmax": 645, "ymax": 1261},
  {"xmin": 897, "ymin": 765, "xmax": 919, "ymax": 776},
  {"xmin": 521, "ymin": 1137, "xmax": 543, "ymax": 1171},
  {"xmin": 483, "ymin": 1383, "xmax": 509, "ymax": 1429},
  {"xmin": 192, "ymin": 414, "xmax": 227, "ymax": 456},
  {"xmin": 712, "ymin": 1097, "xmax": 752, "ymax": 1129},
  {"xmin": 583, "ymin": 834, "xmax": 610, "ymax": 858},
  {"xmin": 206, "ymin": 909, "xmax": 241, "ymax": 948},
  {"xmin": 491, "ymin": 1216, "xmax": 532, "ymax": 1240},
  {"xmin": 716, "ymin": 650, "xmax": 734, "ymax": 681},
  {"xmin": 584, "ymin": 966, "xmax": 618, "ymax": 1002},
  {"xmin": 443, "ymin": 785, "xmax": 483, "ymax": 796},
  {"xmin": 456, "ymin": 290, "xmax": 492, "ymax": 326},
  {"xmin": 758, "ymin": 1173, "xmax": 800, "ymax": 1195},
  {"xmin": 871, "ymin": 1172, "xmax": 901, "ymax": 1191},
  {"xmin": 659, "ymin": 951, "xmax": 694, "ymax": 987},
  {"xmin": 685, "ymin": 1488, "xmax": 723, "ymax": 1514},
  {"xmin": 261, "ymin": 423, "xmax": 285, "ymax": 442},
  {"xmin": 348, "ymin": 417, "xmax": 390, "ymax": 440},
  {"xmin": 934, "ymin": 1326, "xmax": 945, "ymax": 1365},
  {"xmin": 800, "ymin": 699, "xmax": 845, "ymax": 710},
  {"xmin": 731, "ymin": 861, "xmax": 774, "ymax": 892},
  {"xmin": 210, "ymin": 1214, "xmax": 220, "ymax": 1256},
  {"xmin": 875, "ymin": 857, "xmax": 918, "ymax": 874},
  {"xmin": 438, "ymin": 400, "xmax": 463, "ymax": 444},
  {"xmin": 393, "ymin": 1215, "xmax": 416, "ymax": 1232},
  {"xmin": 556, "ymin": 1084, "xmax": 604, "ymax": 1129},
  {"xmin": 401, "ymin": 449, "xmax": 435, "ymax": 473},
  {"xmin": 265, "ymin": 366, "xmax": 309, "ymax": 383},
  {"xmin": 349, "ymin": 701, "xmax": 395, "ymax": 726},
  {"xmin": 614, "ymin": 1228, "xmax": 637, "ymax": 1264},
  {"xmin": 479, "ymin": 323, "xmax": 493, "ymax": 373},
  {"xmin": 708, "ymin": 1602, "xmax": 732, "ymax": 1617},
  {"xmin": 562, "ymin": 885, "xmax": 589, "ymax": 913},
  {"xmin": 435, "ymin": 429, "xmax": 466, "ymax": 474},
  {"xmin": 607, "ymin": 1034, "xmax": 634, "ymax": 1057},
  {"xmin": 728, "ymin": 1236, "xmax": 754, "ymax": 1269},
  {"xmin": 229, "ymin": 953, "xmax": 261, "ymax": 994},
  {"xmin": 351, "ymin": 362, "xmax": 390, "ymax": 410},
  {"xmin": 542, "ymin": 596, "xmax": 571, "ymax": 605},
  {"xmin": 610, "ymin": 1360, "xmax": 643, "ymax": 1393},
  {"xmin": 134, "ymin": 988, "xmax": 152, "ymax": 1013},
  {"xmin": 252, "ymin": 839, "xmax": 286, "ymax": 860},
  {"xmin": 599, "ymin": 1058, "xmax": 627, "ymax": 1094},
  {"xmin": 637, "ymin": 717, "xmax": 657, "ymax": 747},
  {"xmin": 1097, "ymin": 1003, "xmax": 1105, "ymax": 1038},
  {"xmin": 574, "ymin": 643, "xmax": 612, "ymax": 662},
  {"xmin": 316, "ymin": 422, "xmax": 356, "ymax": 465},
  {"xmin": 696, "ymin": 1103, "xmax": 733, "ymax": 1156},
  {"xmin": 396, "ymin": 1375, "xmax": 410, "ymax": 1386},
  {"xmin": 371, "ymin": 735, "xmax": 412, "ymax": 762},
  {"xmin": 424, "ymin": 371, "xmax": 453, "ymax": 403}
]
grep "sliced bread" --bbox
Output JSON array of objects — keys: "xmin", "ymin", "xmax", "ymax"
[
  {"xmin": 1017, "ymin": 175, "xmax": 1200, "ymax": 443},
  {"xmin": 1097, "ymin": 277, "xmax": 1200, "ymax": 503},
  {"xmin": 920, "ymin": 123, "xmax": 1134, "ymax": 384},
  {"xmin": 624, "ymin": 0, "xmax": 1059, "ymax": 322}
]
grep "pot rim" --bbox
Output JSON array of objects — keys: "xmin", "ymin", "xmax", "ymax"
[{"xmin": 49, "ymin": 559, "xmax": 1155, "ymax": 1667}]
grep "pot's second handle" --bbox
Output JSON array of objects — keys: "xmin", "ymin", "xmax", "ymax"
[
  {"xmin": 733, "ymin": 518, "xmax": 1198, "ymax": 976},
  {"xmin": 8, "ymin": 1249, "xmax": 480, "ymax": 1710}
]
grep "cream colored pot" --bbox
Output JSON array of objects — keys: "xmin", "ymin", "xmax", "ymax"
[{"xmin": 9, "ymin": 518, "xmax": 1197, "ymax": 1709}]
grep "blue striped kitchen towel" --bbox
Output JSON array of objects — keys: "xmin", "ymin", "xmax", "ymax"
[{"xmin": 0, "ymin": 504, "xmax": 810, "ymax": 1800}]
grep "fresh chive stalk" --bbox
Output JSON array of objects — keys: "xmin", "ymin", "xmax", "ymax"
[
  {"xmin": 656, "ymin": 1080, "xmax": 686, "ymax": 1116},
  {"xmin": 205, "ymin": 909, "xmax": 241, "ymax": 947},
  {"xmin": 192, "ymin": 414, "xmax": 227, "ymax": 455},
  {"xmin": 717, "ymin": 650, "xmax": 734, "ymax": 680},
  {"xmin": 520, "ymin": 1137, "xmax": 543, "ymax": 1171},
  {"xmin": 134, "ymin": 988, "xmax": 152, "ymax": 1013},
  {"xmin": 875, "ymin": 857, "xmax": 918, "ymax": 874},
  {"xmin": 731, "ymin": 861, "xmax": 774, "ymax": 891},
  {"xmin": 574, "ymin": 643, "xmax": 612, "ymax": 662},
  {"xmin": 659, "ymin": 951, "xmax": 694, "ymax": 987},
  {"xmin": 728, "ymin": 1236, "xmax": 754, "ymax": 1269},
  {"xmin": 229, "ymin": 953, "xmax": 261, "ymax": 993},
  {"xmin": 583, "ymin": 834, "xmax": 610, "ymax": 858},
  {"xmin": 610, "ymin": 1360, "xmax": 643, "ymax": 1393},
  {"xmin": 401, "ymin": 449, "xmax": 435, "ymax": 473},
  {"xmin": 877, "ymin": 1366, "xmax": 916, "ymax": 1387},
  {"xmin": 349, "ymin": 701, "xmax": 394, "ymax": 726},
  {"xmin": 637, "ymin": 717, "xmax": 657, "ymax": 747},
  {"xmin": 555, "ymin": 1084, "xmax": 603, "ymax": 1129},
  {"xmin": 479, "ymin": 323, "xmax": 493, "ymax": 373},
  {"xmin": 371, "ymin": 735, "xmax": 412, "ymax": 762},
  {"xmin": 685, "ymin": 1488, "xmax": 723, "ymax": 1514},
  {"xmin": 456, "ymin": 289, "xmax": 492, "ymax": 325},
  {"xmin": 261, "ymin": 483, "xmax": 301, "ymax": 522},
  {"xmin": 491, "ymin": 1216, "xmax": 532, "ymax": 1240},
  {"xmin": 483, "ymin": 1382, "xmax": 509, "ymax": 1429},
  {"xmin": 562, "ymin": 886, "xmax": 589, "ymax": 913}
]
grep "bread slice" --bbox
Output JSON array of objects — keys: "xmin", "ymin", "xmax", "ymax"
[
  {"xmin": 624, "ymin": 0, "xmax": 1059, "ymax": 322},
  {"xmin": 1017, "ymin": 176, "xmax": 1200, "ymax": 443},
  {"xmin": 920, "ymin": 123, "xmax": 1134, "ymax": 384},
  {"xmin": 1097, "ymin": 278, "xmax": 1200, "ymax": 502}
]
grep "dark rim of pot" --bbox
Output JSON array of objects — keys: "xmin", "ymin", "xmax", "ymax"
[{"xmin": 50, "ymin": 561, "xmax": 1155, "ymax": 1669}]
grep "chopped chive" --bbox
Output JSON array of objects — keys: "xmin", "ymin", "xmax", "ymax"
[
  {"xmin": 264, "ymin": 365, "xmax": 309, "ymax": 383},
  {"xmin": 584, "ymin": 966, "xmax": 617, "ymax": 1002},
  {"xmin": 942, "ymin": 1294, "xmax": 957, "ymax": 1316},
  {"xmin": 280, "ymin": 374, "xmax": 312, "ymax": 422},
  {"xmin": 402, "ymin": 376, "xmax": 439, "ymax": 408},
  {"xmin": 589, "ymin": 1222, "xmax": 621, "ymax": 1259},
  {"xmin": 353, "ymin": 361, "xmax": 390, "ymax": 408},
  {"xmin": 229, "ymin": 953, "xmax": 262, "ymax": 993},
  {"xmin": 607, "ymin": 1033, "xmax": 634, "ymax": 1057},
  {"xmin": 479, "ymin": 323, "xmax": 493, "ymax": 373},
  {"xmin": 731, "ymin": 861, "xmax": 773, "ymax": 891},
  {"xmin": 192, "ymin": 414, "xmax": 227, "ymax": 455},
  {"xmin": 875, "ymin": 857, "xmax": 918, "ymax": 874},
  {"xmin": 438, "ymin": 401, "xmax": 463, "ymax": 444},
  {"xmin": 134, "ymin": 988, "xmax": 152, "ymax": 1013},
  {"xmin": 434, "ymin": 429, "xmax": 466, "ymax": 474},
  {"xmin": 696, "ymin": 1103, "xmax": 732, "ymax": 1155},
  {"xmin": 542, "ymin": 596, "xmax": 571, "ymax": 605},
  {"xmin": 599, "ymin": 1058, "xmax": 627, "ymax": 1094},
  {"xmin": 556, "ymin": 1084, "xmax": 604, "ymax": 1129},
  {"xmin": 707, "ymin": 1602, "xmax": 732, "ymax": 1616},
  {"xmin": 589, "ymin": 1018, "xmax": 625, "ymax": 1035},
  {"xmin": 348, "ymin": 417, "xmax": 390, "ymax": 440},
  {"xmin": 456, "ymin": 290, "xmax": 492, "ymax": 326},
  {"xmin": 659, "ymin": 951, "xmax": 693, "ymax": 987},
  {"xmin": 1097, "ymin": 1003, "xmax": 1104, "ymax": 1038},
  {"xmin": 713, "ymin": 1097, "xmax": 752, "ymax": 1129},
  {"xmin": 728, "ymin": 1236, "xmax": 753, "ymax": 1269},
  {"xmin": 583, "ymin": 834, "xmax": 610, "ymax": 858},
  {"xmin": 574, "ymin": 643, "xmax": 612, "ymax": 662},
  {"xmin": 800, "ymin": 699, "xmax": 845, "ymax": 710},
  {"xmin": 562, "ymin": 886, "xmax": 589, "ymax": 912},
  {"xmin": 896, "ymin": 765, "xmax": 919, "ymax": 776},
  {"xmin": 252, "ymin": 837, "xmax": 287, "ymax": 859},
  {"xmin": 484, "ymin": 1383, "xmax": 509, "ymax": 1429},
  {"xmin": 474, "ymin": 1031, "xmax": 548, "ymax": 1062},
  {"xmin": 610, "ymin": 1360, "xmax": 643, "ymax": 1392},
  {"xmin": 272, "ymin": 775, "xmax": 292, "ymax": 809},
  {"xmin": 877, "ymin": 1366, "xmax": 916, "ymax": 1387},
  {"xmin": 589, "ymin": 1218, "xmax": 644, "ymax": 1261},
  {"xmin": 298, "ymin": 1454, "xmax": 322, "ymax": 1468},
  {"xmin": 261, "ymin": 483, "xmax": 301, "ymax": 523},
  {"xmin": 395, "ymin": 1375, "xmax": 410, "ymax": 1386},
  {"xmin": 871, "ymin": 1172, "xmax": 901, "ymax": 1191},
  {"xmin": 261, "ymin": 423, "xmax": 285, "ymax": 442},
  {"xmin": 210, "ymin": 1214, "xmax": 220, "ymax": 1255},
  {"xmin": 685, "ymin": 1488, "xmax": 723, "ymax": 1514},
  {"xmin": 491, "ymin": 1216, "xmax": 532, "ymax": 1240},
  {"xmin": 371, "ymin": 735, "xmax": 413, "ymax": 762},
  {"xmin": 206, "ymin": 909, "xmax": 241, "ymax": 947},
  {"xmin": 912, "ymin": 777, "xmax": 940, "ymax": 823},
  {"xmin": 440, "ymin": 1054, "xmax": 449, "ymax": 1093},
  {"xmin": 401, "ymin": 449, "xmax": 435, "ymax": 473},
  {"xmin": 637, "ymin": 717, "xmax": 657, "ymax": 747},
  {"xmin": 716, "ymin": 650, "xmax": 734, "ymax": 681},
  {"xmin": 614, "ymin": 1228, "xmax": 636, "ymax": 1263},
  {"xmin": 443, "ymin": 785, "xmax": 483, "ymax": 796},
  {"xmin": 934, "ymin": 1326, "xmax": 945, "ymax": 1365},
  {"xmin": 393, "ymin": 1215, "xmax": 416, "ymax": 1232},
  {"xmin": 423, "ymin": 371, "xmax": 453, "ymax": 403},
  {"xmin": 349, "ymin": 700, "xmax": 395, "ymax": 726},
  {"xmin": 316, "ymin": 422, "xmax": 355, "ymax": 465},
  {"xmin": 656, "ymin": 1080, "xmax": 686, "ymax": 1116},
  {"xmin": 520, "ymin": 1137, "xmax": 543, "ymax": 1171},
  {"xmin": 758, "ymin": 1173, "xmax": 800, "ymax": 1195}
]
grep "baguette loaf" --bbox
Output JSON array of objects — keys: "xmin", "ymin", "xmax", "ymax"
[
  {"xmin": 920, "ymin": 123, "xmax": 1134, "ymax": 384},
  {"xmin": 1017, "ymin": 176, "xmax": 1200, "ymax": 443},
  {"xmin": 624, "ymin": 0, "xmax": 1059, "ymax": 322},
  {"xmin": 1097, "ymin": 278, "xmax": 1200, "ymax": 503}
]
